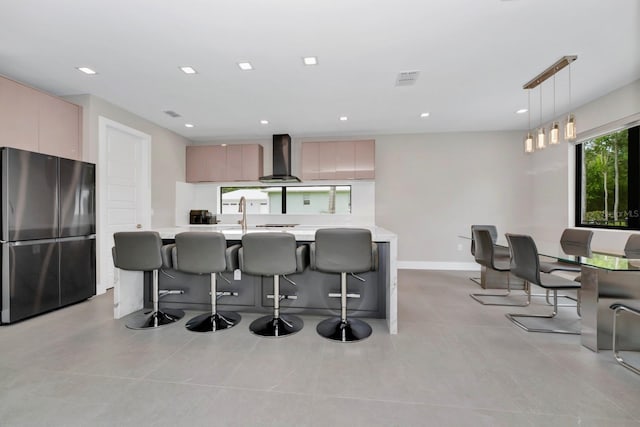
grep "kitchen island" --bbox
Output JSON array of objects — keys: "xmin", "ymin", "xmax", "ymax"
[{"xmin": 113, "ymin": 225, "xmax": 399, "ymax": 334}]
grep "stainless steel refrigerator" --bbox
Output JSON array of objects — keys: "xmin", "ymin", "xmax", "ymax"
[{"xmin": 1, "ymin": 148, "xmax": 96, "ymax": 324}]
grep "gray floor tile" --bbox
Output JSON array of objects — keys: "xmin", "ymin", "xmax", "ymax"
[{"xmin": 1, "ymin": 269, "xmax": 639, "ymax": 426}]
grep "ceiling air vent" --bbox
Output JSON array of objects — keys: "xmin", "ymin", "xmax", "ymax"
[
  {"xmin": 395, "ymin": 70, "xmax": 420, "ymax": 86},
  {"xmin": 163, "ymin": 110, "xmax": 181, "ymax": 118}
]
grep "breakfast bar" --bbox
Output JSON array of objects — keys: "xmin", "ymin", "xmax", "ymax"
[{"xmin": 113, "ymin": 225, "xmax": 399, "ymax": 334}]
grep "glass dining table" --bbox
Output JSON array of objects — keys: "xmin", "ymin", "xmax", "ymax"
[
  {"xmin": 463, "ymin": 234, "xmax": 640, "ymax": 352},
  {"xmin": 536, "ymin": 242, "xmax": 640, "ymax": 352}
]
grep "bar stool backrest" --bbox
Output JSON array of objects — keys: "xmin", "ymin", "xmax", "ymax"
[
  {"xmin": 314, "ymin": 228, "xmax": 372, "ymax": 273},
  {"xmin": 175, "ymin": 232, "xmax": 227, "ymax": 274},
  {"xmin": 112, "ymin": 231, "xmax": 162, "ymax": 271},
  {"xmin": 241, "ymin": 232, "xmax": 298, "ymax": 276},
  {"xmin": 506, "ymin": 233, "xmax": 541, "ymax": 286}
]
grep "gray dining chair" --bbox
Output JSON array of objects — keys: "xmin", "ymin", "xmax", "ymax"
[
  {"xmin": 609, "ymin": 301, "xmax": 640, "ymax": 375},
  {"xmin": 505, "ymin": 233, "xmax": 582, "ymax": 334},
  {"xmin": 539, "ymin": 228, "xmax": 593, "ymax": 273},
  {"xmin": 470, "ymin": 229, "xmax": 530, "ymax": 306},
  {"xmin": 624, "ymin": 234, "xmax": 640, "ymax": 258},
  {"xmin": 469, "ymin": 224, "xmax": 510, "ymax": 285}
]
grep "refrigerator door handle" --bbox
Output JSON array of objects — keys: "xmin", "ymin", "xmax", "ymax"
[
  {"xmin": 58, "ymin": 235, "xmax": 96, "ymax": 243},
  {"xmin": 9, "ymin": 239, "xmax": 62, "ymax": 247}
]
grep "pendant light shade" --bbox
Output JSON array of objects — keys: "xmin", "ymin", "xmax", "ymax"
[
  {"xmin": 536, "ymin": 127, "xmax": 546, "ymax": 150},
  {"xmin": 524, "ymin": 132, "xmax": 534, "ymax": 153},
  {"xmin": 550, "ymin": 121, "xmax": 560, "ymax": 144},
  {"xmin": 565, "ymin": 113, "xmax": 577, "ymax": 141}
]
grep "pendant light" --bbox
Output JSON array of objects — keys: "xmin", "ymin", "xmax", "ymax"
[
  {"xmin": 549, "ymin": 73, "xmax": 560, "ymax": 145},
  {"xmin": 524, "ymin": 89, "xmax": 534, "ymax": 153},
  {"xmin": 564, "ymin": 62, "xmax": 577, "ymax": 141},
  {"xmin": 521, "ymin": 56, "xmax": 577, "ymax": 153},
  {"xmin": 536, "ymin": 86, "xmax": 546, "ymax": 150}
]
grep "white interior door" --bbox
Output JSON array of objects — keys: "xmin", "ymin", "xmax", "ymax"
[{"xmin": 97, "ymin": 117, "xmax": 151, "ymax": 297}]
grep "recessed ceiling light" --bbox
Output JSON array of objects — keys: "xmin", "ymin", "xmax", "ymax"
[
  {"xmin": 76, "ymin": 67, "xmax": 97, "ymax": 75},
  {"xmin": 420, "ymin": 112, "xmax": 430, "ymax": 118},
  {"xmin": 260, "ymin": 119, "xmax": 269, "ymax": 125},
  {"xmin": 180, "ymin": 66, "xmax": 197, "ymax": 74},
  {"xmin": 184, "ymin": 123, "xmax": 194, "ymax": 128},
  {"xmin": 516, "ymin": 108, "xmax": 528, "ymax": 114},
  {"xmin": 303, "ymin": 56, "xmax": 318, "ymax": 66},
  {"xmin": 221, "ymin": 144, "xmax": 228, "ymax": 147},
  {"xmin": 339, "ymin": 116, "xmax": 348, "ymax": 121},
  {"xmin": 238, "ymin": 62, "xmax": 253, "ymax": 71}
]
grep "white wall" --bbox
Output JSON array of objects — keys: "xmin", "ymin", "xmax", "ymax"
[
  {"xmin": 373, "ymin": 131, "xmax": 531, "ymax": 268},
  {"xmin": 529, "ymin": 79, "xmax": 640, "ymax": 249},
  {"xmin": 64, "ymin": 94, "xmax": 190, "ymax": 227},
  {"xmin": 190, "ymin": 132, "xmax": 531, "ymax": 267}
]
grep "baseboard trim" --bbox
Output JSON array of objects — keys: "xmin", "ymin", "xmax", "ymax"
[{"xmin": 397, "ymin": 261, "xmax": 480, "ymax": 271}]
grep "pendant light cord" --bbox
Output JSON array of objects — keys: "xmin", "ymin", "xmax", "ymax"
[
  {"xmin": 539, "ymin": 85, "xmax": 543, "ymax": 128},
  {"xmin": 528, "ymin": 90, "xmax": 531, "ymax": 131},
  {"xmin": 553, "ymin": 74, "xmax": 556, "ymax": 118}
]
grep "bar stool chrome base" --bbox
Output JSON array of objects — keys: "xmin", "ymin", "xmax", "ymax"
[
  {"xmin": 126, "ymin": 308, "xmax": 185, "ymax": 330},
  {"xmin": 186, "ymin": 311, "xmax": 241, "ymax": 332},
  {"xmin": 249, "ymin": 315, "xmax": 303, "ymax": 338},
  {"xmin": 317, "ymin": 317, "xmax": 372, "ymax": 342}
]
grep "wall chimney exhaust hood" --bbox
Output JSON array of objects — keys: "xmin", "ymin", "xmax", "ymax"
[{"xmin": 259, "ymin": 134, "xmax": 302, "ymax": 183}]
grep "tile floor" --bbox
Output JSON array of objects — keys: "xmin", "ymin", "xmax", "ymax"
[{"xmin": 1, "ymin": 270, "xmax": 639, "ymax": 426}]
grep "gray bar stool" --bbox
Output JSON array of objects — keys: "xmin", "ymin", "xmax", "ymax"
[
  {"xmin": 112, "ymin": 231, "xmax": 185, "ymax": 329},
  {"xmin": 311, "ymin": 228, "xmax": 377, "ymax": 342},
  {"xmin": 172, "ymin": 232, "xmax": 241, "ymax": 332},
  {"xmin": 240, "ymin": 232, "xmax": 307, "ymax": 337}
]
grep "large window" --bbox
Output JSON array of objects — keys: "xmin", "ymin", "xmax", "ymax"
[
  {"xmin": 220, "ymin": 185, "xmax": 352, "ymax": 215},
  {"xmin": 576, "ymin": 125, "xmax": 640, "ymax": 229}
]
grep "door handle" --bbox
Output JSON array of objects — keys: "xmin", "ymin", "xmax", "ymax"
[{"xmin": 136, "ymin": 224, "xmax": 142, "ymax": 229}]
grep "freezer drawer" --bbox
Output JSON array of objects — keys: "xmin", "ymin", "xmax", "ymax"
[
  {"xmin": 60, "ymin": 238, "xmax": 96, "ymax": 306},
  {"xmin": 1, "ymin": 241, "xmax": 59, "ymax": 323}
]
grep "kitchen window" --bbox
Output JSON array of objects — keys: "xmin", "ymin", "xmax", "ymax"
[
  {"xmin": 220, "ymin": 185, "xmax": 352, "ymax": 214},
  {"xmin": 575, "ymin": 124, "xmax": 640, "ymax": 229}
]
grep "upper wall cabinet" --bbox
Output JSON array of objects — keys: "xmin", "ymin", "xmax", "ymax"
[
  {"xmin": 37, "ymin": 94, "xmax": 82, "ymax": 160},
  {"xmin": 0, "ymin": 76, "xmax": 81, "ymax": 160},
  {"xmin": 186, "ymin": 143, "xmax": 263, "ymax": 182},
  {"xmin": 301, "ymin": 139, "xmax": 375, "ymax": 180}
]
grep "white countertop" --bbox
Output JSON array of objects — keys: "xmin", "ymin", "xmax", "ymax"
[{"xmin": 155, "ymin": 225, "xmax": 397, "ymax": 242}]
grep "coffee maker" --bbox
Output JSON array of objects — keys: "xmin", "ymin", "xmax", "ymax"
[{"xmin": 189, "ymin": 209, "xmax": 215, "ymax": 224}]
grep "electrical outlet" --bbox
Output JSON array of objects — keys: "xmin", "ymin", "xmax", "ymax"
[{"xmin": 233, "ymin": 269, "xmax": 241, "ymax": 280}]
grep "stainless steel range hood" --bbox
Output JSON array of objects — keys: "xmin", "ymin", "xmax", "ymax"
[{"xmin": 259, "ymin": 134, "xmax": 301, "ymax": 183}]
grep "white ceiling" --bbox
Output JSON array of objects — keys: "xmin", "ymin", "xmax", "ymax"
[{"xmin": 1, "ymin": 0, "xmax": 638, "ymax": 141}]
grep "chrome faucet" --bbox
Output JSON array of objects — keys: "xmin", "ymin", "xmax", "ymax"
[{"xmin": 238, "ymin": 196, "xmax": 247, "ymax": 231}]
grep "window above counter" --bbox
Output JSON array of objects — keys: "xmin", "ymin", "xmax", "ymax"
[{"xmin": 220, "ymin": 185, "xmax": 352, "ymax": 215}]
